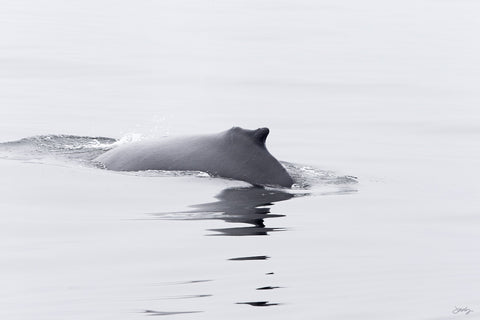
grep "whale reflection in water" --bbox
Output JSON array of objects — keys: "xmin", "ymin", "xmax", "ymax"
[{"xmin": 151, "ymin": 187, "xmax": 303, "ymax": 236}]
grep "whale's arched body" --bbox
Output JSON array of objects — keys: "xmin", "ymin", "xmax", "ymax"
[{"xmin": 95, "ymin": 127, "xmax": 294, "ymax": 188}]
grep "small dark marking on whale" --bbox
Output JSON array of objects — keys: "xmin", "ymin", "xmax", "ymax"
[
  {"xmin": 228, "ymin": 255, "xmax": 270, "ymax": 261},
  {"xmin": 155, "ymin": 279, "xmax": 212, "ymax": 286},
  {"xmin": 143, "ymin": 310, "xmax": 202, "ymax": 316},
  {"xmin": 236, "ymin": 301, "xmax": 280, "ymax": 307},
  {"xmin": 256, "ymin": 286, "xmax": 281, "ymax": 290},
  {"xmin": 209, "ymin": 226, "xmax": 284, "ymax": 236},
  {"xmin": 95, "ymin": 127, "xmax": 294, "ymax": 187}
]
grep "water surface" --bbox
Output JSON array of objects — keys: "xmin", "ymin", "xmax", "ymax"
[{"xmin": 1, "ymin": 0, "xmax": 480, "ymax": 319}]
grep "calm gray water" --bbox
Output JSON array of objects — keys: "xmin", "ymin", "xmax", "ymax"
[{"xmin": 1, "ymin": 0, "xmax": 480, "ymax": 319}]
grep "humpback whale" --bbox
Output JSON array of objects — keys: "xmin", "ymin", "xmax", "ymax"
[{"xmin": 95, "ymin": 127, "xmax": 294, "ymax": 188}]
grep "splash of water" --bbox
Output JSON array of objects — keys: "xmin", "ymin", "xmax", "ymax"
[
  {"xmin": 0, "ymin": 135, "xmax": 117, "ymax": 161},
  {"xmin": 0, "ymin": 134, "xmax": 358, "ymax": 191},
  {"xmin": 281, "ymin": 161, "xmax": 357, "ymax": 191}
]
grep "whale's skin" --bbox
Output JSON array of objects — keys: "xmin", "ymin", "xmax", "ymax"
[{"xmin": 95, "ymin": 127, "xmax": 294, "ymax": 188}]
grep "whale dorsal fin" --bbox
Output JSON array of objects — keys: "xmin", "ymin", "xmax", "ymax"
[
  {"xmin": 252, "ymin": 127, "xmax": 269, "ymax": 146},
  {"xmin": 228, "ymin": 127, "xmax": 270, "ymax": 146}
]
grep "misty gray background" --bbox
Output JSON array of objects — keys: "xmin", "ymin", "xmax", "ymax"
[{"xmin": 1, "ymin": 1, "xmax": 480, "ymax": 319}]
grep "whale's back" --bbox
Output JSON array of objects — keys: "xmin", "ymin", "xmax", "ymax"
[{"xmin": 95, "ymin": 127, "xmax": 293, "ymax": 187}]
